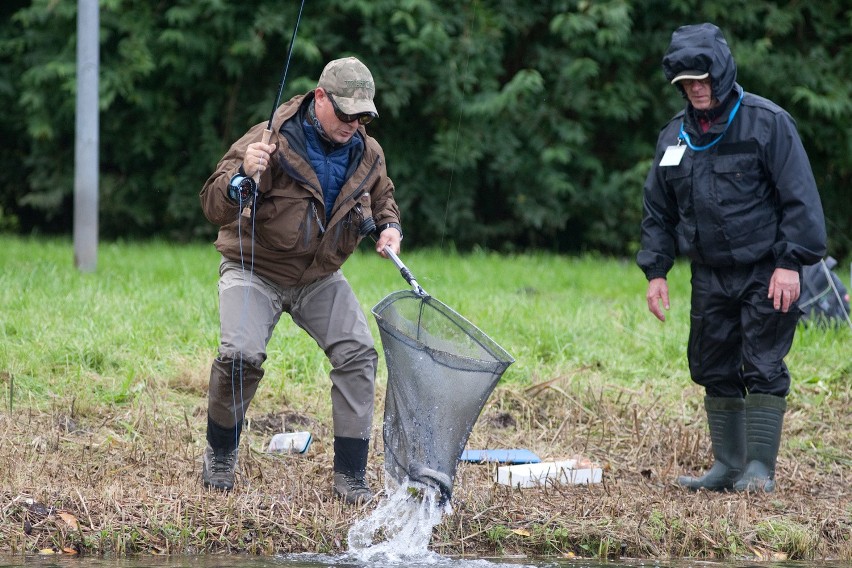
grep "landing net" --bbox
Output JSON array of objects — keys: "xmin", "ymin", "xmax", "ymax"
[{"xmin": 372, "ymin": 290, "xmax": 514, "ymax": 501}]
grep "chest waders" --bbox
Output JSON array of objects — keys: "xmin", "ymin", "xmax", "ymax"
[{"xmin": 203, "ymin": 0, "xmax": 305, "ymax": 493}]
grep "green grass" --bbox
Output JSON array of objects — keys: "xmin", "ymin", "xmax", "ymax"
[{"xmin": 1, "ymin": 235, "xmax": 849, "ymax": 414}]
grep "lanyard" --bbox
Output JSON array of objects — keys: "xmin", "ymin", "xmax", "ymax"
[{"xmin": 678, "ymin": 90, "xmax": 744, "ymax": 151}]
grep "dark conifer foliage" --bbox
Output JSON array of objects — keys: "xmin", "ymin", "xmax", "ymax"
[{"xmin": 0, "ymin": 1, "xmax": 849, "ymax": 257}]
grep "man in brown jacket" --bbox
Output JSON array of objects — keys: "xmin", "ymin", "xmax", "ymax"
[{"xmin": 199, "ymin": 56, "xmax": 402, "ymax": 503}]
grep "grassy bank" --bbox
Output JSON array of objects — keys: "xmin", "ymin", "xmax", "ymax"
[{"xmin": 1, "ymin": 236, "xmax": 850, "ymax": 560}]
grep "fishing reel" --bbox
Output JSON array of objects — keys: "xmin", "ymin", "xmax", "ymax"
[
  {"xmin": 359, "ymin": 215, "xmax": 403, "ymax": 241},
  {"xmin": 227, "ymin": 172, "xmax": 257, "ymax": 205},
  {"xmin": 358, "ymin": 215, "xmax": 378, "ymax": 238}
]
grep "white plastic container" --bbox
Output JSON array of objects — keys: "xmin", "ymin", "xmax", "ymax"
[
  {"xmin": 267, "ymin": 431, "xmax": 312, "ymax": 454},
  {"xmin": 496, "ymin": 459, "xmax": 602, "ymax": 488}
]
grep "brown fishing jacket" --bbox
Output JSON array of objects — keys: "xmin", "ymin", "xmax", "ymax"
[{"xmin": 200, "ymin": 92, "xmax": 400, "ymax": 287}]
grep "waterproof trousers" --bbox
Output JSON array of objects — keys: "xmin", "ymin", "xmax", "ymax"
[
  {"xmin": 207, "ymin": 260, "xmax": 378, "ymax": 441},
  {"xmin": 687, "ymin": 259, "xmax": 801, "ymax": 398}
]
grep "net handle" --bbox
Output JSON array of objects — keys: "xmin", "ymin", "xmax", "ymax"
[{"xmin": 383, "ymin": 245, "xmax": 428, "ymax": 297}]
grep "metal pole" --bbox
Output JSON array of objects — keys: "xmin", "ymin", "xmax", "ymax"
[{"xmin": 73, "ymin": 0, "xmax": 99, "ymax": 272}]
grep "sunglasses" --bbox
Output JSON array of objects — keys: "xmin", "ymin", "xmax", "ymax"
[{"xmin": 326, "ymin": 92, "xmax": 375, "ymax": 125}]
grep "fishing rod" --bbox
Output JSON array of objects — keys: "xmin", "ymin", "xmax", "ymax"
[
  {"xmin": 240, "ymin": 0, "xmax": 307, "ymax": 218},
  {"xmin": 229, "ymin": 0, "xmax": 307, "ymax": 450}
]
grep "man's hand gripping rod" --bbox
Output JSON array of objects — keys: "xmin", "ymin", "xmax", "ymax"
[
  {"xmin": 242, "ymin": 0, "xmax": 306, "ymax": 218},
  {"xmin": 359, "ymin": 218, "xmax": 428, "ymax": 297}
]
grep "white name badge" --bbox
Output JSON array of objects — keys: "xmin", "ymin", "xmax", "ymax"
[{"xmin": 659, "ymin": 144, "xmax": 686, "ymax": 167}]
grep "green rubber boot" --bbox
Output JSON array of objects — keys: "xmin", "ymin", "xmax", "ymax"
[
  {"xmin": 677, "ymin": 396, "xmax": 746, "ymax": 491},
  {"xmin": 733, "ymin": 393, "xmax": 786, "ymax": 493}
]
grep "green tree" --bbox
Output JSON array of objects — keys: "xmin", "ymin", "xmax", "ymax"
[{"xmin": 0, "ymin": 0, "xmax": 849, "ymax": 258}]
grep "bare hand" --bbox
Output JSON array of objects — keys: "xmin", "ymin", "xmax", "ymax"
[
  {"xmin": 768, "ymin": 267, "xmax": 800, "ymax": 313},
  {"xmin": 375, "ymin": 226, "xmax": 402, "ymax": 258},
  {"xmin": 243, "ymin": 142, "xmax": 277, "ymax": 178},
  {"xmin": 646, "ymin": 277, "xmax": 670, "ymax": 322}
]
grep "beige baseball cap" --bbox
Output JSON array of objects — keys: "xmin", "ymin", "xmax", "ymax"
[
  {"xmin": 671, "ymin": 69, "xmax": 710, "ymax": 84},
  {"xmin": 317, "ymin": 57, "xmax": 378, "ymax": 117}
]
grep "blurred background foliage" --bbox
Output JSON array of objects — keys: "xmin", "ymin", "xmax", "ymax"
[{"xmin": 0, "ymin": 0, "xmax": 849, "ymax": 258}]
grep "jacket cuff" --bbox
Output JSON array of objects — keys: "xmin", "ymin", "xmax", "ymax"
[
  {"xmin": 775, "ymin": 257, "xmax": 801, "ymax": 272},
  {"xmin": 377, "ymin": 222, "xmax": 403, "ymax": 240}
]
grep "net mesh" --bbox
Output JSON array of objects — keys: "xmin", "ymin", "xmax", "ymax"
[{"xmin": 372, "ymin": 290, "xmax": 514, "ymax": 501}]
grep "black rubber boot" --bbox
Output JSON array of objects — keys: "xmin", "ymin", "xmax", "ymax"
[
  {"xmin": 333, "ymin": 436, "xmax": 373, "ymax": 504},
  {"xmin": 202, "ymin": 416, "xmax": 243, "ymax": 491},
  {"xmin": 677, "ymin": 396, "xmax": 746, "ymax": 491},
  {"xmin": 733, "ymin": 393, "xmax": 786, "ymax": 493}
]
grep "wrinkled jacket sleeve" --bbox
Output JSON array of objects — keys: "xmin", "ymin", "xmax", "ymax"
[
  {"xmin": 199, "ymin": 122, "xmax": 269, "ymax": 227},
  {"xmin": 365, "ymin": 139, "xmax": 400, "ymax": 228},
  {"xmin": 765, "ymin": 112, "xmax": 827, "ymax": 270},
  {"xmin": 636, "ymin": 134, "xmax": 679, "ymax": 281}
]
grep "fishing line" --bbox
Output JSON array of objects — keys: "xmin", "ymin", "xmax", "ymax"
[
  {"xmin": 439, "ymin": 0, "xmax": 478, "ymax": 250},
  {"xmin": 230, "ymin": 0, "xmax": 307, "ymax": 449}
]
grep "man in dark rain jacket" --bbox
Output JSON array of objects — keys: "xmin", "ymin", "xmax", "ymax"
[{"xmin": 637, "ymin": 23, "xmax": 826, "ymax": 493}]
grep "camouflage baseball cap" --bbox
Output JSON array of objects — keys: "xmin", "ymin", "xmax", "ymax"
[{"xmin": 317, "ymin": 57, "xmax": 378, "ymax": 117}]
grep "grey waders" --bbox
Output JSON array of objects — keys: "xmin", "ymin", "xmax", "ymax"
[
  {"xmin": 678, "ymin": 396, "xmax": 746, "ymax": 491},
  {"xmin": 202, "ymin": 357, "xmax": 264, "ymax": 491},
  {"xmin": 733, "ymin": 393, "xmax": 786, "ymax": 493}
]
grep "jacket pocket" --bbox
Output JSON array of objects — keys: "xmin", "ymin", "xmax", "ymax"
[
  {"xmin": 664, "ymin": 159, "xmax": 694, "ymax": 216},
  {"xmin": 712, "ymin": 153, "xmax": 764, "ymax": 208},
  {"xmin": 253, "ymin": 187, "xmax": 315, "ymax": 252},
  {"xmin": 335, "ymin": 211, "xmax": 367, "ymax": 258},
  {"xmin": 336, "ymin": 192, "xmax": 375, "ymax": 253},
  {"xmin": 676, "ymin": 222, "xmax": 697, "ymax": 250}
]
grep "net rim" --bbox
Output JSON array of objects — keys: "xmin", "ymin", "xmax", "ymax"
[{"xmin": 371, "ymin": 290, "xmax": 515, "ymax": 366}]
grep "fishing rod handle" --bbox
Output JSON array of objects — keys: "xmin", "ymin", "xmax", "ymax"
[{"xmin": 242, "ymin": 128, "xmax": 274, "ymax": 218}]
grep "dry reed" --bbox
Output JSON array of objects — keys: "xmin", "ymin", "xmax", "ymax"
[{"xmin": 1, "ymin": 373, "xmax": 849, "ymax": 561}]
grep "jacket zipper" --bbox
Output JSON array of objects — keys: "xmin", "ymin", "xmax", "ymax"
[
  {"xmin": 341, "ymin": 155, "xmax": 382, "ymax": 211},
  {"xmin": 311, "ymin": 202, "xmax": 325, "ymax": 237},
  {"xmin": 281, "ymin": 150, "xmax": 380, "ymax": 241}
]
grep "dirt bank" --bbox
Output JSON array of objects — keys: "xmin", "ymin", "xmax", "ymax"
[{"xmin": 1, "ymin": 381, "xmax": 849, "ymax": 560}]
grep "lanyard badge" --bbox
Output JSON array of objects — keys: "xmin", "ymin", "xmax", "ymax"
[
  {"xmin": 659, "ymin": 139, "xmax": 686, "ymax": 167},
  {"xmin": 660, "ymin": 90, "xmax": 746, "ymax": 167}
]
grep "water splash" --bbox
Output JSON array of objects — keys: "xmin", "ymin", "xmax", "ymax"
[
  {"xmin": 347, "ymin": 479, "xmax": 451, "ymax": 564},
  {"xmin": 341, "ymin": 480, "xmax": 539, "ymax": 567}
]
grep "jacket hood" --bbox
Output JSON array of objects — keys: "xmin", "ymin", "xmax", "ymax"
[{"xmin": 662, "ymin": 23, "xmax": 736, "ymax": 101}]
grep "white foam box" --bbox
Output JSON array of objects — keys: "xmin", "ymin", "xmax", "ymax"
[
  {"xmin": 267, "ymin": 431, "xmax": 312, "ymax": 454},
  {"xmin": 496, "ymin": 459, "xmax": 602, "ymax": 488}
]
